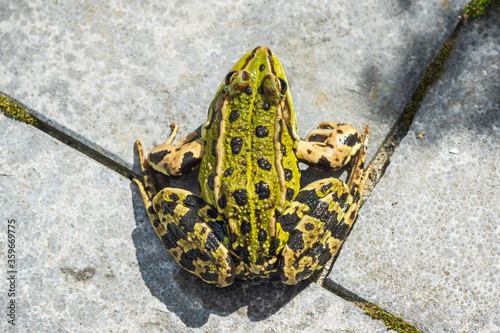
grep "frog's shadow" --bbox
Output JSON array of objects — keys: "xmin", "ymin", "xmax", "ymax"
[
  {"xmin": 129, "ymin": 142, "xmax": 345, "ymax": 328},
  {"xmin": 131, "ymin": 181, "xmax": 312, "ymax": 327}
]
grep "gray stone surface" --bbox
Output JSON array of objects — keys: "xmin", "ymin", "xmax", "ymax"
[
  {"xmin": 0, "ymin": 115, "xmax": 185, "ymax": 332},
  {"xmin": 0, "ymin": 114, "xmax": 388, "ymax": 331},
  {"xmin": 327, "ymin": 8, "xmax": 500, "ymax": 333},
  {"xmin": 0, "ymin": 0, "xmax": 466, "ymax": 172}
]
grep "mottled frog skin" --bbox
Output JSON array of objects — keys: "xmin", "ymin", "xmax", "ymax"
[{"xmin": 134, "ymin": 47, "xmax": 371, "ymax": 287}]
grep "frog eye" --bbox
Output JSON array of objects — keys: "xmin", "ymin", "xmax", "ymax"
[
  {"xmin": 259, "ymin": 75, "xmax": 286, "ymax": 104},
  {"xmin": 225, "ymin": 71, "xmax": 237, "ymax": 86},
  {"xmin": 226, "ymin": 70, "xmax": 251, "ymax": 95},
  {"xmin": 278, "ymin": 78, "xmax": 287, "ymax": 96}
]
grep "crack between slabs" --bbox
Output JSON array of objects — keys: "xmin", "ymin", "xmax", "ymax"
[
  {"xmin": 356, "ymin": 23, "xmax": 461, "ymax": 202},
  {"xmin": 311, "ymin": 11, "xmax": 484, "ymax": 333},
  {"xmin": 323, "ymin": 281, "xmax": 422, "ymax": 333},
  {"xmin": 315, "ymin": 16, "xmax": 462, "ymax": 290},
  {"xmin": 0, "ymin": 92, "xmax": 140, "ymax": 180},
  {"xmin": 0, "ymin": 10, "xmax": 480, "ymax": 333}
]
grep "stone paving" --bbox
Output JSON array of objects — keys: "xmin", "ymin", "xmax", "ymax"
[
  {"xmin": 0, "ymin": 1, "xmax": 497, "ymax": 332},
  {"xmin": 327, "ymin": 7, "xmax": 500, "ymax": 332},
  {"xmin": 0, "ymin": 114, "xmax": 388, "ymax": 332}
]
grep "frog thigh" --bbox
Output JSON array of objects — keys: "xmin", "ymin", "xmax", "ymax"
[
  {"xmin": 278, "ymin": 178, "xmax": 353, "ymax": 285},
  {"xmin": 152, "ymin": 188, "xmax": 236, "ymax": 287}
]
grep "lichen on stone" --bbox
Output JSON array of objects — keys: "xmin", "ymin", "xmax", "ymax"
[
  {"xmin": 463, "ymin": 0, "xmax": 500, "ymax": 20},
  {"xmin": 402, "ymin": 42, "xmax": 453, "ymax": 128},
  {"xmin": 0, "ymin": 93, "xmax": 39, "ymax": 127},
  {"xmin": 359, "ymin": 302, "xmax": 421, "ymax": 333}
]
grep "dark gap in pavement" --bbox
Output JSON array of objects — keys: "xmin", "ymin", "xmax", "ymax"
[
  {"xmin": 316, "ymin": 19, "xmax": 463, "ymax": 289},
  {"xmin": 315, "ymin": 15, "xmax": 473, "ymax": 333},
  {"xmin": 359, "ymin": 22, "xmax": 463, "ymax": 200},
  {"xmin": 0, "ymin": 92, "xmax": 140, "ymax": 180},
  {"xmin": 324, "ymin": 281, "xmax": 421, "ymax": 332},
  {"xmin": 313, "ymin": 27, "xmax": 467, "ymax": 307},
  {"xmin": 1, "ymin": 10, "xmax": 480, "ymax": 333}
]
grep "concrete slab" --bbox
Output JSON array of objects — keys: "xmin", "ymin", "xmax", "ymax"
[
  {"xmin": 327, "ymin": 8, "xmax": 500, "ymax": 333},
  {"xmin": 0, "ymin": 0, "xmax": 466, "ymax": 172},
  {"xmin": 0, "ymin": 115, "xmax": 183, "ymax": 331},
  {"xmin": 0, "ymin": 114, "xmax": 388, "ymax": 331}
]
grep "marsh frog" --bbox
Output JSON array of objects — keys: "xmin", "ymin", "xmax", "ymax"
[{"xmin": 134, "ymin": 47, "xmax": 371, "ymax": 287}]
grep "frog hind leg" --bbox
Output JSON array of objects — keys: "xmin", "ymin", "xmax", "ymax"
[
  {"xmin": 133, "ymin": 141, "xmax": 235, "ymax": 287},
  {"xmin": 278, "ymin": 126, "xmax": 371, "ymax": 285}
]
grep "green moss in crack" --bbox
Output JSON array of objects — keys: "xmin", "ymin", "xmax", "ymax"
[
  {"xmin": 464, "ymin": 0, "xmax": 500, "ymax": 20},
  {"xmin": 359, "ymin": 302, "xmax": 421, "ymax": 333},
  {"xmin": 0, "ymin": 93, "xmax": 39, "ymax": 127},
  {"xmin": 401, "ymin": 42, "xmax": 453, "ymax": 129}
]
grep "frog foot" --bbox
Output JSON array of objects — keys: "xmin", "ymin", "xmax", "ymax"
[
  {"xmin": 147, "ymin": 123, "xmax": 204, "ymax": 176},
  {"xmin": 297, "ymin": 122, "xmax": 363, "ymax": 170}
]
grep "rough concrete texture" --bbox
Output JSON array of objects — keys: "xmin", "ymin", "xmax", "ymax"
[
  {"xmin": 0, "ymin": 115, "xmax": 183, "ymax": 332},
  {"xmin": 327, "ymin": 8, "xmax": 500, "ymax": 333},
  {"xmin": 0, "ymin": 114, "xmax": 388, "ymax": 332},
  {"xmin": 0, "ymin": 0, "xmax": 466, "ymax": 172}
]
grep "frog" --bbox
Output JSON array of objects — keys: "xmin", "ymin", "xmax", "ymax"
[{"xmin": 133, "ymin": 46, "xmax": 371, "ymax": 287}]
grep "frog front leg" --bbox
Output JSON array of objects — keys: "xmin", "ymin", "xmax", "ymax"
[
  {"xmin": 278, "ymin": 126, "xmax": 371, "ymax": 285},
  {"xmin": 148, "ymin": 123, "xmax": 204, "ymax": 176},
  {"xmin": 296, "ymin": 122, "xmax": 363, "ymax": 170},
  {"xmin": 133, "ymin": 141, "xmax": 236, "ymax": 287}
]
